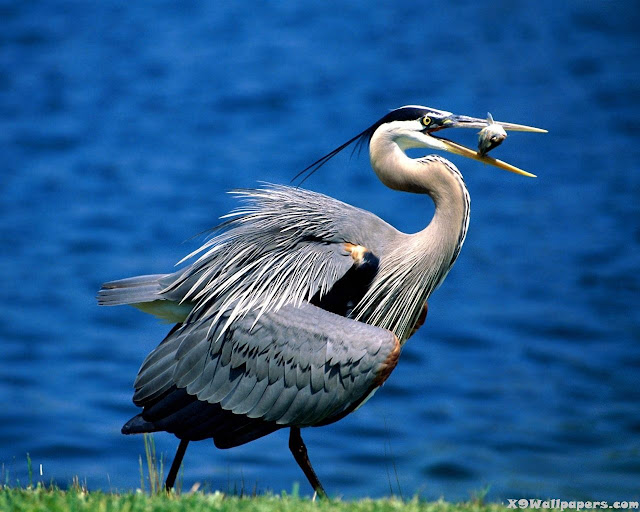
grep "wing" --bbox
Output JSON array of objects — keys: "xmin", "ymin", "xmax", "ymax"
[
  {"xmin": 158, "ymin": 185, "xmax": 398, "ymax": 331},
  {"xmin": 123, "ymin": 302, "xmax": 400, "ymax": 448},
  {"xmin": 98, "ymin": 185, "xmax": 398, "ymax": 327}
]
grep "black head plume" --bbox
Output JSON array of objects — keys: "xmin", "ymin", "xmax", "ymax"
[{"xmin": 292, "ymin": 106, "xmax": 435, "ymax": 185}]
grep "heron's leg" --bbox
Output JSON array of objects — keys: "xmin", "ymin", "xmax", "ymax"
[
  {"xmin": 288, "ymin": 427, "xmax": 327, "ymax": 498},
  {"xmin": 165, "ymin": 438, "xmax": 189, "ymax": 491}
]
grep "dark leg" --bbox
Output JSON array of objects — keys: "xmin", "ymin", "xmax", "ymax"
[
  {"xmin": 165, "ymin": 438, "xmax": 189, "ymax": 491},
  {"xmin": 288, "ymin": 427, "xmax": 327, "ymax": 498}
]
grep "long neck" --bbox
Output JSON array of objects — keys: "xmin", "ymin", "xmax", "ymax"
[{"xmin": 355, "ymin": 132, "xmax": 470, "ymax": 342}]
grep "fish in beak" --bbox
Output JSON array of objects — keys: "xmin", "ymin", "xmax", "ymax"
[{"xmin": 429, "ymin": 112, "xmax": 547, "ymax": 178}]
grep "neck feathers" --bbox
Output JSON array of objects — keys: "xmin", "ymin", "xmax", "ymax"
[{"xmin": 358, "ymin": 135, "xmax": 470, "ymax": 342}]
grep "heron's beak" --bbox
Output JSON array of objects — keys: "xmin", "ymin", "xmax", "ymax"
[
  {"xmin": 444, "ymin": 114, "xmax": 547, "ymax": 133},
  {"xmin": 433, "ymin": 136, "xmax": 538, "ymax": 178},
  {"xmin": 432, "ymin": 114, "xmax": 547, "ymax": 178}
]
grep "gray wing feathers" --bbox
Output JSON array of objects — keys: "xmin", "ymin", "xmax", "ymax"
[
  {"xmin": 158, "ymin": 185, "xmax": 398, "ymax": 332},
  {"xmin": 133, "ymin": 302, "xmax": 397, "ymax": 428},
  {"xmin": 99, "ymin": 185, "xmax": 399, "ymax": 333},
  {"xmin": 98, "ymin": 274, "xmax": 194, "ymax": 323},
  {"xmin": 133, "ymin": 328, "xmax": 185, "ymax": 405},
  {"xmin": 97, "ymin": 274, "xmax": 168, "ymax": 305}
]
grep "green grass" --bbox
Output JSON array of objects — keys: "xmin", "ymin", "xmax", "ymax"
[
  {"xmin": 0, "ymin": 486, "xmax": 512, "ymax": 512},
  {"xmin": 0, "ymin": 436, "xmax": 510, "ymax": 511}
]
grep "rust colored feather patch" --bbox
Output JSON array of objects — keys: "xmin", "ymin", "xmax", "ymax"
[
  {"xmin": 373, "ymin": 334, "xmax": 401, "ymax": 387},
  {"xmin": 344, "ymin": 243, "xmax": 368, "ymax": 264}
]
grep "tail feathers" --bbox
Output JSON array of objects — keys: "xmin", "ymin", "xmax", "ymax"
[
  {"xmin": 97, "ymin": 274, "xmax": 168, "ymax": 306},
  {"xmin": 122, "ymin": 414, "xmax": 158, "ymax": 435}
]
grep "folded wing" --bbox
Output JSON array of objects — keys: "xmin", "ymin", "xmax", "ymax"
[{"xmin": 123, "ymin": 302, "xmax": 400, "ymax": 448}]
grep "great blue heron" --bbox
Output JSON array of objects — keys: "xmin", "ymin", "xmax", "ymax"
[{"xmin": 98, "ymin": 105, "xmax": 545, "ymax": 497}]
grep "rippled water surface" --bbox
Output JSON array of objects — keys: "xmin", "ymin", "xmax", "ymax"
[{"xmin": 1, "ymin": 0, "xmax": 639, "ymax": 501}]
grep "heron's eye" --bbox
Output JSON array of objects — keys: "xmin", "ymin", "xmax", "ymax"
[{"xmin": 420, "ymin": 116, "xmax": 432, "ymax": 127}]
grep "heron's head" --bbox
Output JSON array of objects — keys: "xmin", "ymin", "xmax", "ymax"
[
  {"xmin": 294, "ymin": 105, "xmax": 546, "ymax": 183},
  {"xmin": 367, "ymin": 105, "xmax": 546, "ymax": 178}
]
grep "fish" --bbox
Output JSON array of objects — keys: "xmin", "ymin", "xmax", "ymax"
[{"xmin": 478, "ymin": 113, "xmax": 507, "ymax": 156}]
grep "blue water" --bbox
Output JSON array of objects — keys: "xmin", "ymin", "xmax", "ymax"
[{"xmin": 1, "ymin": 0, "xmax": 639, "ymax": 501}]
